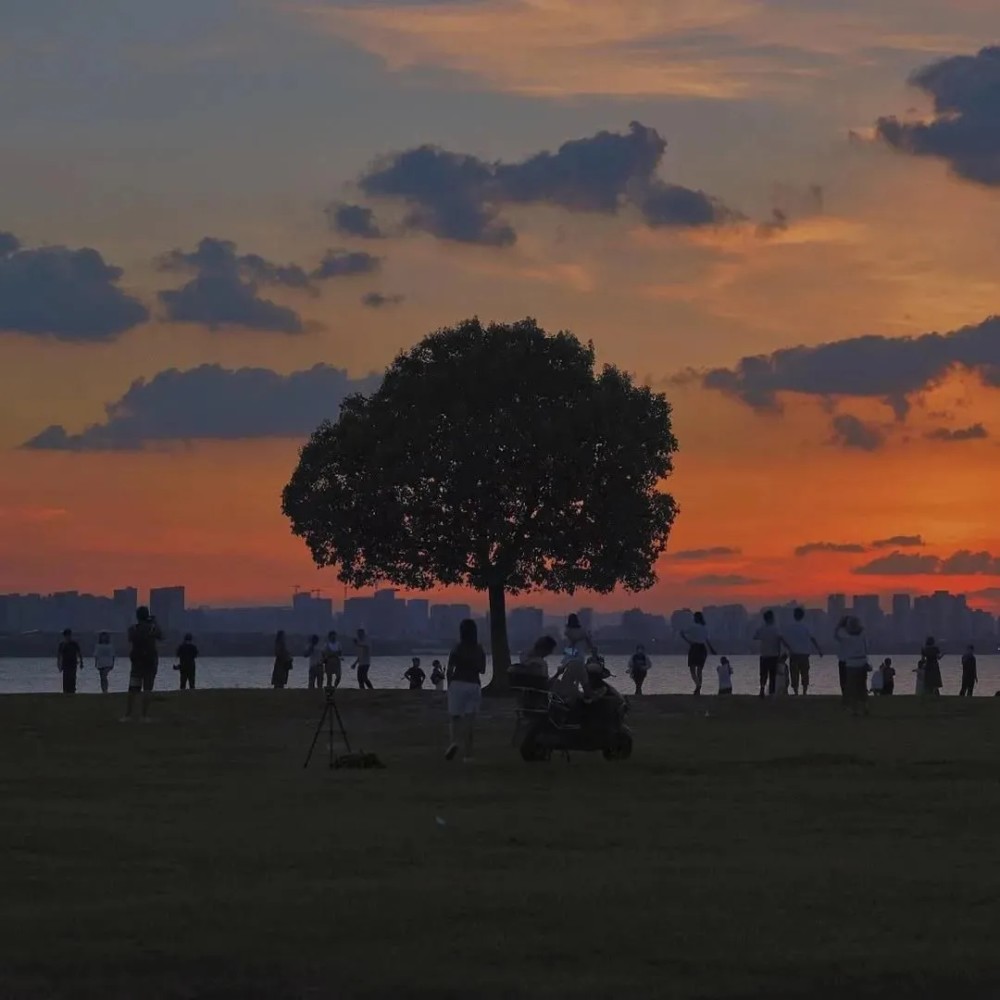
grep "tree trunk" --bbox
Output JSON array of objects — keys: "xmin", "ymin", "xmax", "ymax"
[{"xmin": 484, "ymin": 582, "xmax": 512, "ymax": 695}]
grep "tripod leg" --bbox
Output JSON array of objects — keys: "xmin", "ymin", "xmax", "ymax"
[
  {"xmin": 328, "ymin": 694, "xmax": 336, "ymax": 770},
  {"xmin": 303, "ymin": 703, "xmax": 330, "ymax": 769},
  {"xmin": 329, "ymin": 698, "xmax": 353, "ymax": 754}
]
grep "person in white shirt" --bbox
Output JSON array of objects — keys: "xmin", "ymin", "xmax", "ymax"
[
  {"xmin": 774, "ymin": 653, "xmax": 790, "ymax": 696},
  {"xmin": 93, "ymin": 631, "xmax": 116, "ymax": 694},
  {"xmin": 753, "ymin": 609, "xmax": 784, "ymax": 698},
  {"xmin": 717, "ymin": 656, "xmax": 733, "ymax": 695},
  {"xmin": 781, "ymin": 607, "xmax": 823, "ymax": 695},
  {"xmin": 305, "ymin": 635, "xmax": 324, "ymax": 690},
  {"xmin": 323, "ymin": 630, "xmax": 342, "ymax": 689},
  {"xmin": 834, "ymin": 615, "xmax": 870, "ymax": 715},
  {"xmin": 680, "ymin": 611, "xmax": 717, "ymax": 696}
]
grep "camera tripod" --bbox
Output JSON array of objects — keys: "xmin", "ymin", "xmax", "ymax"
[{"xmin": 303, "ymin": 687, "xmax": 353, "ymax": 769}]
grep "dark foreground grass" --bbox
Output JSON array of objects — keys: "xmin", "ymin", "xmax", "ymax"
[{"xmin": 2, "ymin": 689, "xmax": 999, "ymax": 999}]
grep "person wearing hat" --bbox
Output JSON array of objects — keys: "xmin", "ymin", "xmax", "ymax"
[
  {"xmin": 834, "ymin": 615, "xmax": 870, "ymax": 716},
  {"xmin": 123, "ymin": 606, "xmax": 162, "ymax": 722}
]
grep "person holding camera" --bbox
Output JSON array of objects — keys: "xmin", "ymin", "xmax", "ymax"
[{"xmin": 122, "ymin": 606, "xmax": 162, "ymax": 722}]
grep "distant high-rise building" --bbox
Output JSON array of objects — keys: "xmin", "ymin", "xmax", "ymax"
[
  {"xmin": 405, "ymin": 599, "xmax": 430, "ymax": 637},
  {"xmin": 509, "ymin": 606, "xmax": 544, "ymax": 644},
  {"xmin": 827, "ymin": 594, "xmax": 847, "ymax": 621},
  {"xmin": 891, "ymin": 593, "xmax": 912, "ymax": 641},
  {"xmin": 851, "ymin": 595, "xmax": 882, "ymax": 632},
  {"xmin": 578, "ymin": 607, "xmax": 594, "ymax": 631},
  {"xmin": 113, "ymin": 587, "xmax": 138, "ymax": 629},
  {"xmin": 149, "ymin": 586, "xmax": 185, "ymax": 632},
  {"xmin": 429, "ymin": 603, "xmax": 473, "ymax": 639}
]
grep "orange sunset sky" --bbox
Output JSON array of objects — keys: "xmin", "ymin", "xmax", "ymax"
[{"xmin": 2, "ymin": 1, "xmax": 1000, "ymax": 614}]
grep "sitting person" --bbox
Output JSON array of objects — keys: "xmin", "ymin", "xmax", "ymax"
[
  {"xmin": 520, "ymin": 636, "xmax": 558, "ymax": 678},
  {"xmin": 564, "ymin": 613, "xmax": 597, "ymax": 661},
  {"xmin": 550, "ymin": 654, "xmax": 594, "ymax": 708}
]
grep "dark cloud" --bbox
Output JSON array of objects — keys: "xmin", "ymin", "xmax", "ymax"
[
  {"xmin": 361, "ymin": 292, "xmax": 404, "ymax": 309},
  {"xmin": 357, "ymin": 121, "xmax": 737, "ymax": 246},
  {"xmin": 871, "ymin": 535, "xmax": 925, "ymax": 549},
  {"xmin": 687, "ymin": 574, "xmax": 763, "ymax": 586},
  {"xmin": 854, "ymin": 549, "xmax": 1000, "ymax": 576},
  {"xmin": 875, "ymin": 46, "xmax": 1000, "ymax": 186},
  {"xmin": 326, "ymin": 202, "xmax": 384, "ymax": 239},
  {"xmin": 312, "ymin": 250, "xmax": 381, "ymax": 280},
  {"xmin": 794, "ymin": 541, "xmax": 867, "ymax": 556},
  {"xmin": 925, "ymin": 423, "xmax": 988, "ymax": 442},
  {"xmin": 161, "ymin": 237, "xmax": 311, "ymax": 290},
  {"xmin": 22, "ymin": 364, "xmax": 381, "ymax": 451},
  {"xmin": 670, "ymin": 546, "xmax": 742, "ymax": 560},
  {"xmin": 700, "ymin": 316, "xmax": 1000, "ymax": 417},
  {"xmin": 830, "ymin": 414, "xmax": 884, "ymax": 451},
  {"xmin": 0, "ymin": 232, "xmax": 148, "ymax": 341}
]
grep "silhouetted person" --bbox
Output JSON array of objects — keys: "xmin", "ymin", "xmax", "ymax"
[
  {"xmin": 271, "ymin": 630, "xmax": 292, "ymax": 689},
  {"xmin": 627, "ymin": 644, "xmax": 651, "ymax": 695},
  {"xmin": 921, "ymin": 636, "xmax": 943, "ymax": 696},
  {"xmin": 123, "ymin": 607, "xmax": 162, "ymax": 721},
  {"xmin": 445, "ymin": 618, "xmax": 487, "ymax": 762},
  {"xmin": 305, "ymin": 635, "xmax": 324, "ymax": 690},
  {"xmin": 324, "ymin": 630, "xmax": 342, "ymax": 689},
  {"xmin": 520, "ymin": 636, "xmax": 557, "ymax": 678},
  {"xmin": 774, "ymin": 652, "xmax": 790, "ymax": 696},
  {"xmin": 881, "ymin": 658, "xmax": 895, "ymax": 696},
  {"xmin": 430, "ymin": 659, "xmax": 446, "ymax": 691},
  {"xmin": 404, "ymin": 657, "xmax": 426, "ymax": 690},
  {"xmin": 717, "ymin": 656, "xmax": 733, "ymax": 695},
  {"xmin": 564, "ymin": 613, "xmax": 596, "ymax": 659},
  {"xmin": 960, "ymin": 645, "xmax": 977, "ymax": 697},
  {"xmin": 681, "ymin": 612, "xmax": 716, "ymax": 696},
  {"xmin": 57, "ymin": 628, "xmax": 83, "ymax": 694},
  {"xmin": 93, "ymin": 631, "xmax": 115, "ymax": 693},
  {"xmin": 782, "ymin": 606, "xmax": 822, "ymax": 695},
  {"xmin": 753, "ymin": 610, "xmax": 782, "ymax": 697},
  {"xmin": 176, "ymin": 633, "xmax": 198, "ymax": 690},
  {"xmin": 914, "ymin": 657, "xmax": 926, "ymax": 696},
  {"xmin": 835, "ymin": 615, "xmax": 870, "ymax": 716},
  {"xmin": 353, "ymin": 629, "xmax": 373, "ymax": 690}
]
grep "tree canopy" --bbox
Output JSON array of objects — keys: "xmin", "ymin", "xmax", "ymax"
[{"xmin": 282, "ymin": 317, "xmax": 679, "ymax": 685}]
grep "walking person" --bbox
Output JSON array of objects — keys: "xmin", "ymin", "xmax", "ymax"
[
  {"xmin": 57, "ymin": 628, "xmax": 83, "ymax": 694},
  {"xmin": 123, "ymin": 607, "xmax": 162, "ymax": 722},
  {"xmin": 717, "ymin": 656, "xmax": 733, "ymax": 696},
  {"xmin": 352, "ymin": 629, "xmax": 374, "ymax": 690},
  {"xmin": 921, "ymin": 636, "xmax": 943, "ymax": 697},
  {"xmin": 271, "ymin": 630, "xmax": 293, "ymax": 689},
  {"xmin": 834, "ymin": 615, "xmax": 870, "ymax": 716},
  {"xmin": 753, "ymin": 609, "xmax": 782, "ymax": 698},
  {"xmin": 960, "ymin": 645, "xmax": 978, "ymax": 697},
  {"xmin": 305, "ymin": 635, "xmax": 324, "ymax": 690},
  {"xmin": 627, "ymin": 644, "xmax": 651, "ymax": 695},
  {"xmin": 404, "ymin": 657, "xmax": 426, "ymax": 690},
  {"xmin": 680, "ymin": 612, "xmax": 715, "ymax": 696},
  {"xmin": 445, "ymin": 618, "xmax": 487, "ymax": 762},
  {"xmin": 782, "ymin": 607, "xmax": 822, "ymax": 695},
  {"xmin": 323, "ymin": 630, "xmax": 342, "ymax": 689},
  {"xmin": 93, "ymin": 631, "xmax": 116, "ymax": 693},
  {"xmin": 430, "ymin": 659, "xmax": 446, "ymax": 691},
  {"xmin": 176, "ymin": 633, "xmax": 199, "ymax": 690}
]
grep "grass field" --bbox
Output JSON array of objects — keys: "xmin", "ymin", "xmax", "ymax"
[{"xmin": 2, "ymin": 689, "xmax": 999, "ymax": 999}]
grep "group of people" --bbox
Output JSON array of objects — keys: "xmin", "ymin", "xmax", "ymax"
[{"xmin": 271, "ymin": 628, "xmax": 373, "ymax": 690}]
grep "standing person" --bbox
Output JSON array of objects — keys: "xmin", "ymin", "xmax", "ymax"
[
  {"xmin": 57, "ymin": 628, "xmax": 83, "ymax": 694},
  {"xmin": 834, "ymin": 615, "xmax": 870, "ymax": 716},
  {"xmin": 627, "ymin": 644, "xmax": 651, "ymax": 695},
  {"xmin": 352, "ymin": 629, "xmax": 374, "ymax": 690},
  {"xmin": 430, "ymin": 659, "xmax": 446, "ymax": 691},
  {"xmin": 176, "ymin": 633, "xmax": 199, "ymax": 691},
  {"xmin": 445, "ymin": 618, "xmax": 487, "ymax": 762},
  {"xmin": 323, "ymin": 630, "xmax": 342, "ymax": 689},
  {"xmin": 93, "ymin": 631, "xmax": 116, "ymax": 694},
  {"xmin": 753, "ymin": 610, "xmax": 783, "ymax": 698},
  {"xmin": 680, "ymin": 612, "xmax": 716, "ymax": 696},
  {"xmin": 870, "ymin": 660, "xmax": 885, "ymax": 696},
  {"xmin": 914, "ymin": 657, "xmax": 926, "ymax": 696},
  {"xmin": 404, "ymin": 657, "xmax": 426, "ymax": 690},
  {"xmin": 123, "ymin": 607, "xmax": 162, "ymax": 722},
  {"xmin": 921, "ymin": 636, "xmax": 943, "ymax": 697},
  {"xmin": 305, "ymin": 635, "xmax": 324, "ymax": 690},
  {"xmin": 564, "ymin": 614, "xmax": 596, "ymax": 660},
  {"xmin": 782, "ymin": 607, "xmax": 822, "ymax": 695},
  {"xmin": 271, "ymin": 630, "xmax": 292, "ymax": 689},
  {"xmin": 881, "ymin": 658, "xmax": 896, "ymax": 696},
  {"xmin": 960, "ymin": 645, "xmax": 978, "ymax": 697},
  {"xmin": 717, "ymin": 656, "xmax": 733, "ymax": 696}
]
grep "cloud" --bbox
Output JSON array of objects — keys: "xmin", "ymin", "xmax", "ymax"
[
  {"xmin": 361, "ymin": 292, "xmax": 404, "ymax": 309},
  {"xmin": 0, "ymin": 231, "xmax": 148, "ymax": 341},
  {"xmin": 670, "ymin": 546, "xmax": 742, "ymax": 560},
  {"xmin": 853, "ymin": 549, "xmax": 1000, "ymax": 576},
  {"xmin": 687, "ymin": 573, "xmax": 763, "ymax": 586},
  {"xmin": 829, "ymin": 414, "xmax": 884, "ymax": 451},
  {"xmin": 794, "ymin": 541, "xmax": 867, "ymax": 556},
  {"xmin": 357, "ymin": 121, "xmax": 737, "ymax": 246},
  {"xmin": 925, "ymin": 423, "xmax": 988, "ymax": 442},
  {"xmin": 871, "ymin": 535, "xmax": 925, "ymax": 549},
  {"xmin": 326, "ymin": 202, "xmax": 384, "ymax": 239},
  {"xmin": 875, "ymin": 46, "xmax": 1000, "ymax": 187},
  {"xmin": 312, "ymin": 250, "xmax": 382, "ymax": 280},
  {"xmin": 21, "ymin": 364, "xmax": 381, "ymax": 451},
  {"xmin": 700, "ymin": 315, "xmax": 1000, "ymax": 417}
]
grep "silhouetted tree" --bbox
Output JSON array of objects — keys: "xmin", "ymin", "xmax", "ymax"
[{"xmin": 282, "ymin": 317, "xmax": 679, "ymax": 690}]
